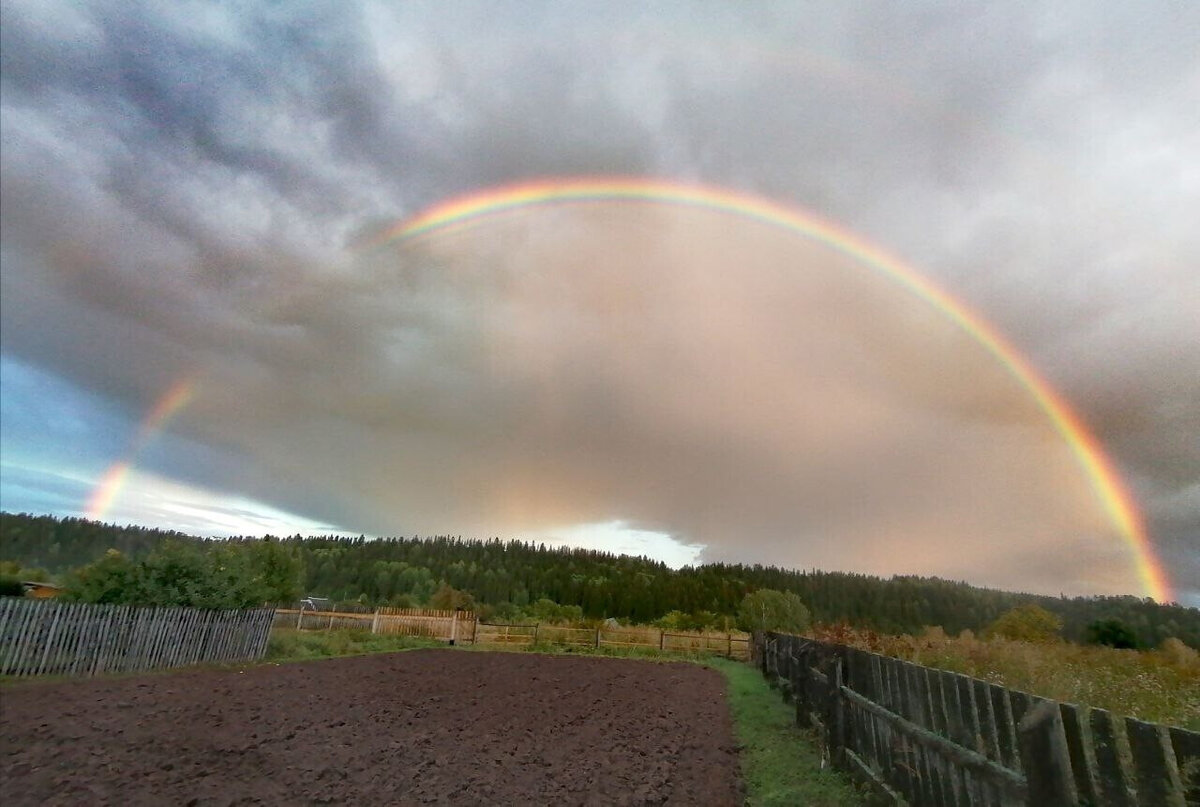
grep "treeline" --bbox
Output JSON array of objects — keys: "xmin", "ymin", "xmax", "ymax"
[{"xmin": 2, "ymin": 512, "xmax": 1196, "ymax": 647}]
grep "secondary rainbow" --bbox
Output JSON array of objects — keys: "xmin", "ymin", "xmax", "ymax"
[
  {"xmin": 86, "ymin": 377, "xmax": 196, "ymax": 521},
  {"xmin": 372, "ymin": 177, "xmax": 1171, "ymax": 603}
]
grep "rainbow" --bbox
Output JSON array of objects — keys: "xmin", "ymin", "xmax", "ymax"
[
  {"xmin": 372, "ymin": 177, "xmax": 1172, "ymax": 603},
  {"xmin": 86, "ymin": 377, "xmax": 196, "ymax": 521}
]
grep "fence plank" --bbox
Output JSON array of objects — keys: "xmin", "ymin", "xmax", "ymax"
[
  {"xmin": 955, "ymin": 674, "xmax": 983, "ymax": 756},
  {"xmin": 886, "ymin": 658, "xmax": 904, "ymax": 720},
  {"xmin": 941, "ymin": 670, "xmax": 967, "ymax": 746},
  {"xmin": 902, "ymin": 662, "xmax": 925, "ymax": 728},
  {"xmin": 90, "ymin": 604, "xmax": 113, "ymax": 675},
  {"xmin": 1058, "ymin": 703, "xmax": 1100, "ymax": 805},
  {"xmin": 1007, "ymin": 690, "xmax": 1033, "ymax": 738},
  {"xmin": 31, "ymin": 601, "xmax": 58, "ymax": 676},
  {"xmin": 988, "ymin": 684, "xmax": 1020, "ymax": 773},
  {"xmin": 1089, "ymin": 708, "xmax": 1135, "ymax": 807},
  {"xmin": 1016, "ymin": 699, "xmax": 1076, "ymax": 806},
  {"xmin": 972, "ymin": 678, "xmax": 1000, "ymax": 763},
  {"xmin": 913, "ymin": 743, "xmax": 936, "ymax": 807},
  {"xmin": 1125, "ymin": 717, "xmax": 1185, "ymax": 807},
  {"xmin": 927, "ymin": 667, "xmax": 950, "ymax": 739},
  {"xmin": 0, "ymin": 598, "xmax": 15, "ymax": 648},
  {"xmin": 67, "ymin": 602, "xmax": 91, "ymax": 676},
  {"xmin": 1169, "ymin": 727, "xmax": 1200, "ymax": 805},
  {"xmin": 10, "ymin": 599, "xmax": 40, "ymax": 674}
]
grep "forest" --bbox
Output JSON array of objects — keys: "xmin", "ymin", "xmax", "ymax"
[{"xmin": 1, "ymin": 511, "xmax": 1196, "ymax": 648}]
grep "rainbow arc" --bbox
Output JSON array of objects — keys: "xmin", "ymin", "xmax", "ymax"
[
  {"xmin": 371, "ymin": 177, "xmax": 1170, "ymax": 603},
  {"xmin": 85, "ymin": 179, "xmax": 1170, "ymax": 603}
]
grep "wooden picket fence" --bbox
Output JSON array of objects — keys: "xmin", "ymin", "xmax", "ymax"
[
  {"xmin": 0, "ymin": 597, "xmax": 275, "ymax": 677},
  {"xmin": 756, "ymin": 632, "xmax": 1198, "ymax": 806}
]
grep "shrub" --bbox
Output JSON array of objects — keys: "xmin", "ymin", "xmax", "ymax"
[
  {"xmin": 428, "ymin": 582, "xmax": 475, "ymax": 611},
  {"xmin": 987, "ymin": 604, "xmax": 1062, "ymax": 643},
  {"xmin": 60, "ymin": 539, "xmax": 301, "ymax": 608},
  {"xmin": 1161, "ymin": 637, "xmax": 1199, "ymax": 667},
  {"xmin": 0, "ymin": 575, "xmax": 25, "ymax": 597},
  {"xmin": 737, "ymin": 589, "xmax": 810, "ymax": 634},
  {"xmin": 1086, "ymin": 619, "xmax": 1140, "ymax": 649}
]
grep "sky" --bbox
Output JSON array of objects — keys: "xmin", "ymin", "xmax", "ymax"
[{"xmin": 1, "ymin": 1, "xmax": 1196, "ymax": 604}]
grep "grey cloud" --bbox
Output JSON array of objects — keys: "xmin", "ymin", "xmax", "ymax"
[{"xmin": 1, "ymin": 0, "xmax": 1196, "ymax": 601}]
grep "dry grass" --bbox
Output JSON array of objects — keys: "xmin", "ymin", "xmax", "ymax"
[{"xmin": 811, "ymin": 624, "xmax": 1200, "ymax": 729}]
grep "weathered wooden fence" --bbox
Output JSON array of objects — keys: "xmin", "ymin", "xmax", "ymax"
[
  {"xmin": 756, "ymin": 633, "xmax": 1198, "ymax": 806},
  {"xmin": 273, "ymin": 606, "xmax": 750, "ymax": 658},
  {"xmin": 472, "ymin": 622, "xmax": 750, "ymax": 658},
  {"xmin": 0, "ymin": 598, "xmax": 275, "ymax": 677},
  {"xmin": 274, "ymin": 607, "xmax": 475, "ymax": 642}
]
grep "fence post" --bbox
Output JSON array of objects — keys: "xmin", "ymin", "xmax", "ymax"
[
  {"xmin": 450, "ymin": 611, "xmax": 458, "ymax": 645},
  {"xmin": 371, "ymin": 610, "xmax": 380, "ymax": 635},
  {"xmin": 1018, "ymin": 699, "xmax": 1078, "ymax": 806},
  {"xmin": 659, "ymin": 629, "xmax": 665, "ymax": 651},
  {"xmin": 829, "ymin": 657, "xmax": 845, "ymax": 764},
  {"xmin": 595, "ymin": 625, "xmax": 601, "ymax": 649},
  {"xmin": 296, "ymin": 608, "xmax": 303, "ymax": 630}
]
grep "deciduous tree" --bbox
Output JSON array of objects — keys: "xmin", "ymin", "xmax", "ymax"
[{"xmin": 736, "ymin": 589, "xmax": 810, "ymax": 634}]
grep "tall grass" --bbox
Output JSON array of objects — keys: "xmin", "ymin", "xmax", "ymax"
[{"xmin": 812, "ymin": 624, "xmax": 1200, "ymax": 729}]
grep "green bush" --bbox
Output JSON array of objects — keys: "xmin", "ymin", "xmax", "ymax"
[
  {"xmin": 737, "ymin": 589, "xmax": 811, "ymax": 634},
  {"xmin": 987, "ymin": 604, "xmax": 1062, "ymax": 643},
  {"xmin": 1086, "ymin": 618, "xmax": 1140, "ymax": 649},
  {"xmin": 0, "ymin": 575, "xmax": 25, "ymax": 597},
  {"xmin": 60, "ymin": 539, "xmax": 303, "ymax": 608}
]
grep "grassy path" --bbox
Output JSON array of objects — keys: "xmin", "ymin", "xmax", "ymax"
[{"xmin": 707, "ymin": 657, "xmax": 865, "ymax": 806}]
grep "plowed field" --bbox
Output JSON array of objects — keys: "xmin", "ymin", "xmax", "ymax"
[{"xmin": 1, "ymin": 649, "xmax": 742, "ymax": 805}]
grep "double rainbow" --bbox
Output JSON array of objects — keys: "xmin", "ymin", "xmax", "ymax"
[
  {"xmin": 86, "ymin": 377, "xmax": 196, "ymax": 521},
  {"xmin": 371, "ymin": 177, "xmax": 1171, "ymax": 603}
]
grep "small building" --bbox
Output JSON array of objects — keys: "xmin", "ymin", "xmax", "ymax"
[{"xmin": 22, "ymin": 581, "xmax": 63, "ymax": 599}]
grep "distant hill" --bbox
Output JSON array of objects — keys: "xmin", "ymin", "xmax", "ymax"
[{"xmin": 2, "ymin": 511, "xmax": 1196, "ymax": 647}]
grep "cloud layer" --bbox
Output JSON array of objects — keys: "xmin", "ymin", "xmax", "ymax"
[{"xmin": 1, "ymin": 1, "xmax": 1196, "ymax": 602}]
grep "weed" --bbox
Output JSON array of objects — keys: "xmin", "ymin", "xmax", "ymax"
[{"xmin": 811, "ymin": 624, "xmax": 1200, "ymax": 729}]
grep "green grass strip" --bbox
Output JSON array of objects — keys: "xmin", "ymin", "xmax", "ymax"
[
  {"xmin": 707, "ymin": 658, "xmax": 865, "ymax": 807},
  {"xmin": 265, "ymin": 628, "xmax": 443, "ymax": 661}
]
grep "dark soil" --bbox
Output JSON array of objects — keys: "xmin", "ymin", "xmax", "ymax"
[{"xmin": 1, "ymin": 649, "xmax": 742, "ymax": 805}]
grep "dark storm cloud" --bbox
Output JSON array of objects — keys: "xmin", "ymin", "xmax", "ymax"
[{"xmin": 1, "ymin": 0, "xmax": 1196, "ymax": 602}]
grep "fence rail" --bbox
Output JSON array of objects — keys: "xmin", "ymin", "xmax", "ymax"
[
  {"xmin": 0, "ymin": 598, "xmax": 274, "ymax": 677},
  {"xmin": 756, "ymin": 632, "xmax": 1198, "ymax": 807}
]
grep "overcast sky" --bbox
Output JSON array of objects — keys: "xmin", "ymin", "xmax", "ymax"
[{"xmin": 1, "ymin": 1, "xmax": 1196, "ymax": 604}]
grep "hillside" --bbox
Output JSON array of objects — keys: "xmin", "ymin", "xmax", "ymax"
[{"xmin": 2, "ymin": 511, "xmax": 1196, "ymax": 647}]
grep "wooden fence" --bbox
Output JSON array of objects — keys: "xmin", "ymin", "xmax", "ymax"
[
  {"xmin": 273, "ymin": 607, "xmax": 750, "ymax": 659},
  {"xmin": 756, "ymin": 632, "xmax": 1198, "ymax": 807},
  {"xmin": 0, "ymin": 597, "xmax": 275, "ymax": 677},
  {"xmin": 456, "ymin": 620, "xmax": 750, "ymax": 659},
  {"xmin": 274, "ymin": 608, "xmax": 475, "ymax": 642}
]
